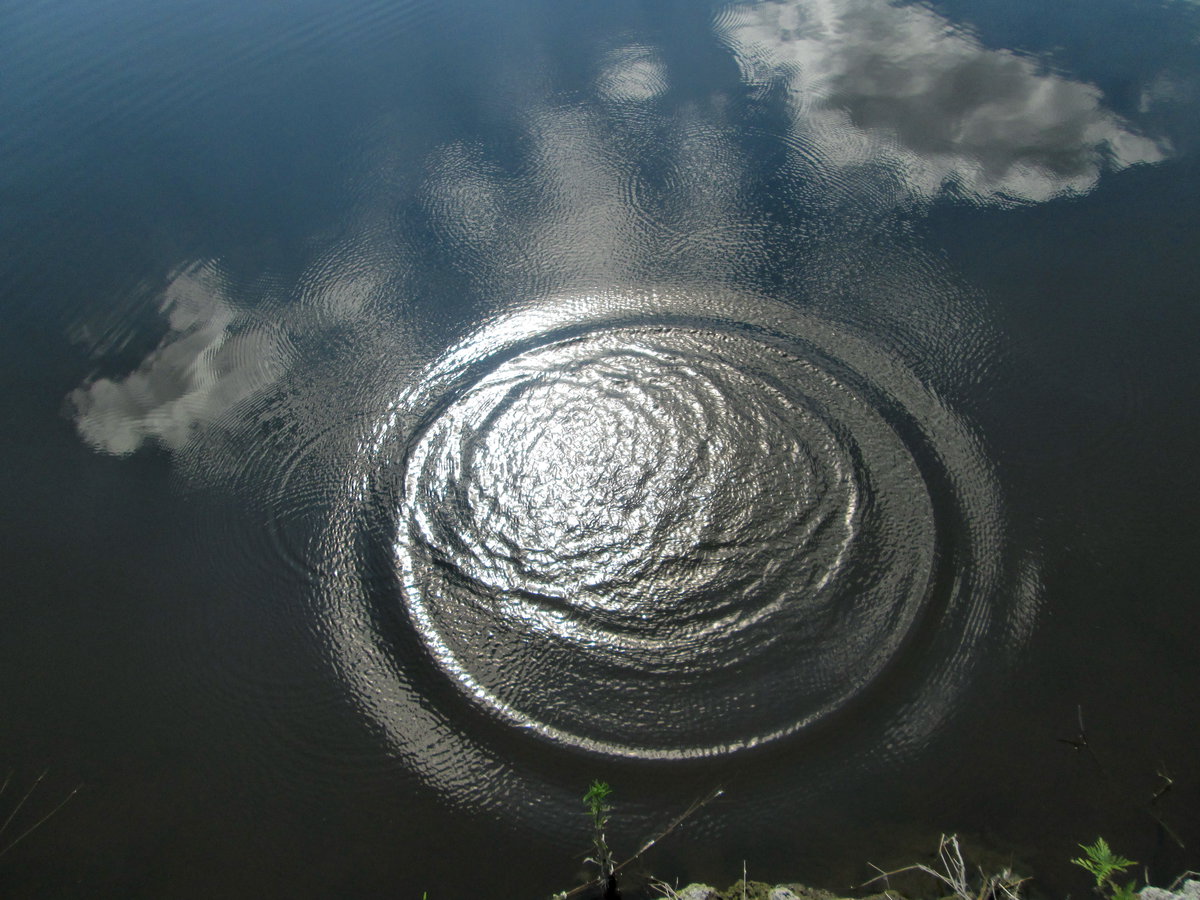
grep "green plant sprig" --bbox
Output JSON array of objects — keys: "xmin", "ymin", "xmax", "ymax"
[
  {"xmin": 583, "ymin": 780, "xmax": 615, "ymax": 881},
  {"xmin": 1072, "ymin": 837, "xmax": 1138, "ymax": 900}
]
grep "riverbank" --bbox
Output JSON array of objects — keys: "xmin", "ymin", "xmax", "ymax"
[
  {"xmin": 650, "ymin": 876, "xmax": 1200, "ymax": 900},
  {"xmin": 652, "ymin": 881, "xmax": 890, "ymax": 900}
]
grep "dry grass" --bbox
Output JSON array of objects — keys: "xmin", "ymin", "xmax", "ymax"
[{"xmin": 866, "ymin": 834, "xmax": 1027, "ymax": 900}]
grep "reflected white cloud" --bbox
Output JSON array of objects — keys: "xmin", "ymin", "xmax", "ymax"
[
  {"xmin": 595, "ymin": 44, "xmax": 669, "ymax": 103},
  {"xmin": 67, "ymin": 1, "xmax": 1155, "ymax": 460},
  {"xmin": 69, "ymin": 265, "xmax": 284, "ymax": 456},
  {"xmin": 717, "ymin": 0, "xmax": 1169, "ymax": 202},
  {"xmin": 421, "ymin": 100, "xmax": 759, "ymax": 301},
  {"xmin": 1140, "ymin": 70, "xmax": 1200, "ymax": 113},
  {"xmin": 69, "ymin": 223, "xmax": 420, "ymax": 458}
]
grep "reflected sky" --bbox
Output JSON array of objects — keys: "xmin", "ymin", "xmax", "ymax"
[
  {"xmin": 718, "ymin": 0, "xmax": 1169, "ymax": 202},
  {"xmin": 19, "ymin": 0, "xmax": 1197, "ymax": 893},
  {"xmin": 68, "ymin": 0, "xmax": 1169, "ymax": 452}
]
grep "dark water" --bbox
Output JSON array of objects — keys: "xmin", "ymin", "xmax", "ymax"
[{"xmin": 3, "ymin": 0, "xmax": 1200, "ymax": 896}]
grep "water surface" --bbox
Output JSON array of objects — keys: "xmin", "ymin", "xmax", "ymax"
[{"xmin": 2, "ymin": 0, "xmax": 1199, "ymax": 896}]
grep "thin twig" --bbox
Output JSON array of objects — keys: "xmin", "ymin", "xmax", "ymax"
[
  {"xmin": 560, "ymin": 786, "xmax": 725, "ymax": 898},
  {"xmin": 1168, "ymin": 872, "xmax": 1200, "ymax": 892},
  {"xmin": 0, "ymin": 769, "xmax": 48, "ymax": 841},
  {"xmin": 1152, "ymin": 764, "xmax": 1174, "ymax": 804},
  {"xmin": 0, "ymin": 784, "xmax": 80, "ymax": 859},
  {"xmin": 647, "ymin": 878, "xmax": 682, "ymax": 899},
  {"xmin": 614, "ymin": 787, "xmax": 725, "ymax": 876},
  {"xmin": 865, "ymin": 835, "xmax": 1027, "ymax": 900},
  {"xmin": 1060, "ymin": 706, "xmax": 1185, "ymax": 849}
]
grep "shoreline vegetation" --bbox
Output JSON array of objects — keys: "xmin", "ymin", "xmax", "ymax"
[
  {"xmin": 568, "ymin": 839, "xmax": 1200, "ymax": 900},
  {"xmin": 642, "ymin": 877, "xmax": 1200, "ymax": 900},
  {"xmin": 650, "ymin": 881, "xmax": 888, "ymax": 900},
  {"xmin": 642, "ymin": 834, "xmax": 1034, "ymax": 900},
  {"xmin": 552, "ymin": 781, "xmax": 1194, "ymax": 900}
]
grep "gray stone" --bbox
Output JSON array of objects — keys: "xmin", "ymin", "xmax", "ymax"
[
  {"xmin": 676, "ymin": 885, "xmax": 720, "ymax": 900},
  {"xmin": 769, "ymin": 889, "xmax": 801, "ymax": 900},
  {"xmin": 1141, "ymin": 880, "xmax": 1200, "ymax": 900},
  {"xmin": 782, "ymin": 888, "xmax": 838, "ymax": 900}
]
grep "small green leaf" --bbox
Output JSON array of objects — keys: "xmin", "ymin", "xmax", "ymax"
[
  {"xmin": 1072, "ymin": 837, "xmax": 1137, "ymax": 895},
  {"xmin": 583, "ymin": 780, "xmax": 612, "ymax": 808}
]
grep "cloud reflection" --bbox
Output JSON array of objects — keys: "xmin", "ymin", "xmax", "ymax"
[
  {"xmin": 68, "ymin": 5, "xmax": 1169, "ymax": 456},
  {"xmin": 595, "ymin": 44, "xmax": 669, "ymax": 103},
  {"xmin": 69, "ymin": 265, "xmax": 285, "ymax": 456},
  {"xmin": 717, "ymin": 0, "xmax": 1169, "ymax": 202},
  {"xmin": 69, "ymin": 229, "xmax": 418, "ymax": 458}
]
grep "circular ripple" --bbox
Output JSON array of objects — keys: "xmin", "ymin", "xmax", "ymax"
[{"xmin": 316, "ymin": 289, "xmax": 1007, "ymax": 768}]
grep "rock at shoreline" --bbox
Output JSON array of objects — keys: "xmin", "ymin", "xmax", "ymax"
[
  {"xmin": 668, "ymin": 877, "xmax": 1200, "ymax": 900},
  {"xmin": 671, "ymin": 882, "xmax": 857, "ymax": 900},
  {"xmin": 1141, "ymin": 880, "xmax": 1200, "ymax": 900}
]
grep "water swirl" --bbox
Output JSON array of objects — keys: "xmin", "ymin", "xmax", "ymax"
[{"xmin": 315, "ymin": 288, "xmax": 1005, "ymax": 773}]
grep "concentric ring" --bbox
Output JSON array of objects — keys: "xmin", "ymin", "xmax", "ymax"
[{"xmin": 315, "ymin": 288, "xmax": 1006, "ymax": 770}]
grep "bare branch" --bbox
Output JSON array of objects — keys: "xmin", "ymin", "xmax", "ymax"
[
  {"xmin": 0, "ymin": 769, "xmax": 48, "ymax": 841},
  {"xmin": 0, "ymin": 784, "xmax": 80, "ymax": 859}
]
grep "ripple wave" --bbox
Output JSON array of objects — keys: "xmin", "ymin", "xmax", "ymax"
[{"xmin": 315, "ymin": 289, "xmax": 1006, "ymax": 773}]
